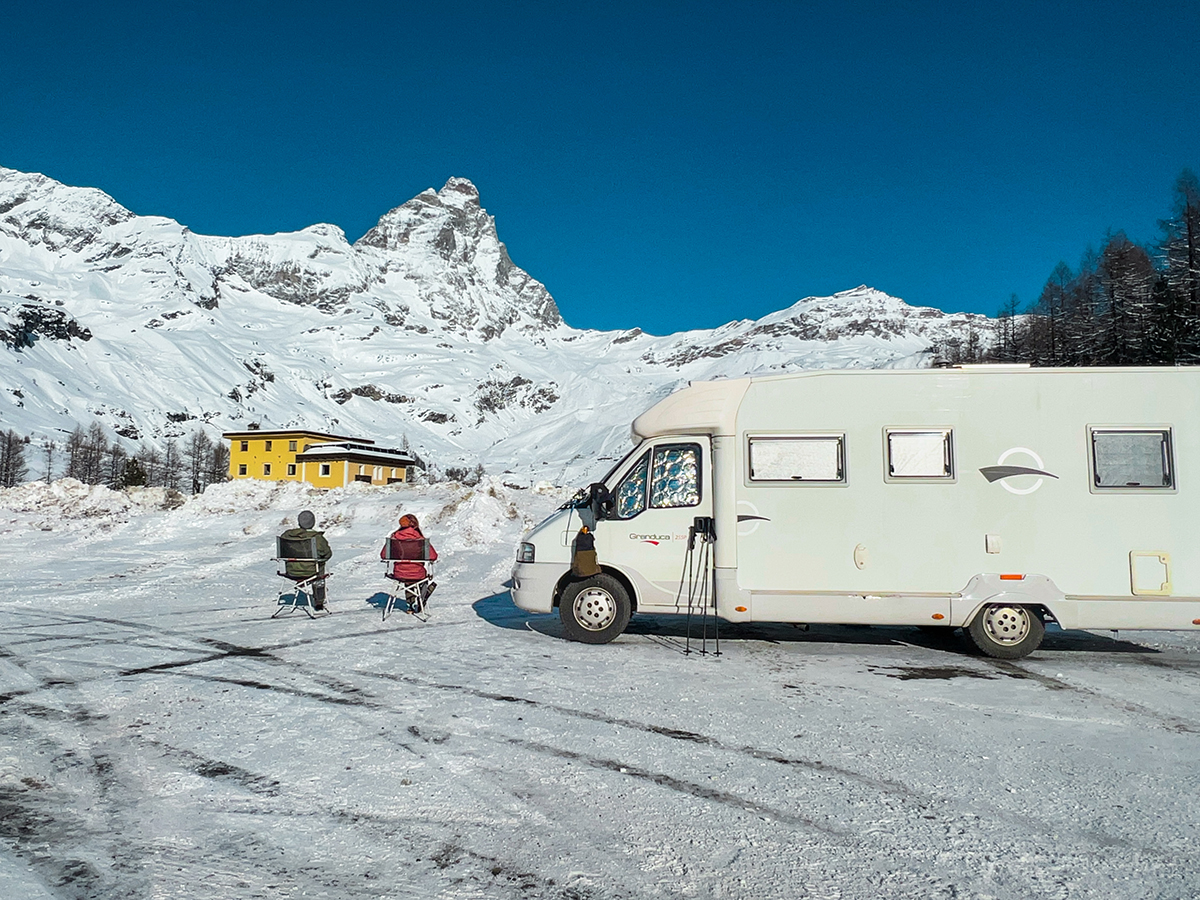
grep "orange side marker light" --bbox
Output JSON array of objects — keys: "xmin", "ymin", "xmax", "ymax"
[
  {"xmin": 735, "ymin": 606, "xmax": 747, "ymax": 612},
  {"xmin": 931, "ymin": 613, "xmax": 945, "ymax": 620},
  {"xmin": 999, "ymin": 574, "xmax": 1025, "ymax": 581}
]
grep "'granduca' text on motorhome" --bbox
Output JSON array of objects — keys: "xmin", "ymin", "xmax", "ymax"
[{"xmin": 511, "ymin": 367, "xmax": 1200, "ymax": 658}]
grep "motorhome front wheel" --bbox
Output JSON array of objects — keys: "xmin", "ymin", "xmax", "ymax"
[
  {"xmin": 966, "ymin": 603, "xmax": 1045, "ymax": 659},
  {"xmin": 559, "ymin": 575, "xmax": 632, "ymax": 644}
]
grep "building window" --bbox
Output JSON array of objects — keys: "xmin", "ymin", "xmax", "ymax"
[
  {"xmin": 240, "ymin": 441, "xmax": 248, "ymax": 452},
  {"xmin": 886, "ymin": 429, "xmax": 954, "ymax": 480},
  {"xmin": 289, "ymin": 440, "xmax": 297, "ymax": 451},
  {"xmin": 263, "ymin": 464, "xmax": 271, "ymax": 476},
  {"xmin": 238, "ymin": 464, "xmax": 247, "ymax": 476},
  {"xmin": 749, "ymin": 435, "xmax": 845, "ymax": 483},
  {"xmin": 265, "ymin": 440, "xmax": 272, "ymax": 451},
  {"xmin": 1090, "ymin": 428, "xmax": 1174, "ymax": 489},
  {"xmin": 320, "ymin": 463, "xmax": 331, "ymax": 477},
  {"xmin": 287, "ymin": 464, "xmax": 296, "ymax": 476}
]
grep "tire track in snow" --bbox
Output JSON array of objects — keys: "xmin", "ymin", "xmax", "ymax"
[
  {"xmin": 496, "ymin": 734, "xmax": 842, "ymax": 833},
  {"xmin": 2, "ymin": 606, "xmax": 1188, "ymax": 872},
  {"xmin": 359, "ymin": 669, "xmax": 921, "ymax": 797},
  {"xmin": 6, "ymin": 613, "xmax": 848, "ymax": 842},
  {"xmin": 988, "ymin": 659, "xmax": 1200, "ymax": 734}
]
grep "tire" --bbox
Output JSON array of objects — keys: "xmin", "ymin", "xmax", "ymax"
[
  {"xmin": 965, "ymin": 603, "xmax": 1045, "ymax": 659},
  {"xmin": 559, "ymin": 574, "xmax": 632, "ymax": 644}
]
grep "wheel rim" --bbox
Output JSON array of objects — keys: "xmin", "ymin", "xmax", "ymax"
[
  {"xmin": 981, "ymin": 605, "xmax": 1031, "ymax": 645},
  {"xmin": 572, "ymin": 587, "xmax": 618, "ymax": 631}
]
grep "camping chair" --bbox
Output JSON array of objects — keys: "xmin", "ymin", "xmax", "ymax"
[
  {"xmin": 382, "ymin": 536, "xmax": 436, "ymax": 621},
  {"xmin": 273, "ymin": 536, "xmax": 331, "ymax": 618}
]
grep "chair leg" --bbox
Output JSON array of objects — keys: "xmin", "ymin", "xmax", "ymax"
[{"xmin": 275, "ymin": 578, "xmax": 330, "ymax": 619}]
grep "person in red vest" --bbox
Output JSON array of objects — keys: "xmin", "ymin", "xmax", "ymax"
[{"xmin": 382, "ymin": 513, "xmax": 438, "ymax": 583}]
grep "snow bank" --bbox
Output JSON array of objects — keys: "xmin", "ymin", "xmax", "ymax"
[{"xmin": 0, "ymin": 478, "xmax": 175, "ymax": 519}]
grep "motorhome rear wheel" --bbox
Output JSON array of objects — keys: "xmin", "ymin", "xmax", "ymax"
[{"xmin": 966, "ymin": 604, "xmax": 1046, "ymax": 659}]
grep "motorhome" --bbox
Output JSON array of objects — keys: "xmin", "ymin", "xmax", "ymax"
[{"xmin": 511, "ymin": 367, "xmax": 1200, "ymax": 658}]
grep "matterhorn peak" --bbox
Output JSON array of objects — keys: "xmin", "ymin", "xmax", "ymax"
[
  {"xmin": 356, "ymin": 177, "xmax": 489, "ymax": 253},
  {"xmin": 438, "ymin": 177, "xmax": 481, "ymax": 209}
]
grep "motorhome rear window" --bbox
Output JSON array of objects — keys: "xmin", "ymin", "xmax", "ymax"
[
  {"xmin": 748, "ymin": 436, "xmax": 845, "ymax": 483},
  {"xmin": 1090, "ymin": 429, "xmax": 1174, "ymax": 489},
  {"xmin": 886, "ymin": 429, "xmax": 954, "ymax": 479}
]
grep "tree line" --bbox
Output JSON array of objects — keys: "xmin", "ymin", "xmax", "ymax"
[
  {"xmin": 934, "ymin": 169, "xmax": 1200, "ymax": 367},
  {"xmin": 0, "ymin": 422, "xmax": 230, "ymax": 490}
]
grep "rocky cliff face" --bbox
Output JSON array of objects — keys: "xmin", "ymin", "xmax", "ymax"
[
  {"xmin": 356, "ymin": 177, "xmax": 562, "ymax": 338},
  {"xmin": 0, "ymin": 166, "xmax": 992, "ymax": 484}
]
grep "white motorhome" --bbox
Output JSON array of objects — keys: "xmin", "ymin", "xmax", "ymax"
[{"xmin": 511, "ymin": 367, "xmax": 1200, "ymax": 658}]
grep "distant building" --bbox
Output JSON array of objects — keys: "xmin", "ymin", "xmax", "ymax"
[{"xmin": 222, "ymin": 429, "xmax": 420, "ymax": 488}]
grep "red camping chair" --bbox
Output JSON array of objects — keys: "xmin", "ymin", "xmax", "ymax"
[{"xmin": 382, "ymin": 536, "xmax": 436, "ymax": 621}]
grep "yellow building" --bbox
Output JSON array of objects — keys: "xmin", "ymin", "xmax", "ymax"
[{"xmin": 222, "ymin": 429, "xmax": 419, "ymax": 488}]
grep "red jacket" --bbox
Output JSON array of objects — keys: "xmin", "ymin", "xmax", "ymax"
[{"xmin": 382, "ymin": 526, "xmax": 437, "ymax": 581}]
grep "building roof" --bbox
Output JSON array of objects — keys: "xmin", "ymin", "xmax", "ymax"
[
  {"xmin": 295, "ymin": 441, "xmax": 421, "ymax": 468},
  {"xmin": 222, "ymin": 428, "xmax": 368, "ymax": 443}
]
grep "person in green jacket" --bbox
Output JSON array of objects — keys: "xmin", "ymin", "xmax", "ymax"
[{"xmin": 278, "ymin": 510, "xmax": 333, "ymax": 607}]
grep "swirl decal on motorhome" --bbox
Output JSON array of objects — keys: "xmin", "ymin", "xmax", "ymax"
[
  {"xmin": 980, "ymin": 448, "xmax": 1058, "ymax": 495},
  {"xmin": 737, "ymin": 501, "xmax": 769, "ymax": 536}
]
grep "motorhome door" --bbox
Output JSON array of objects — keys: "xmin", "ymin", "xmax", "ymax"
[{"xmin": 596, "ymin": 440, "xmax": 712, "ymax": 607}]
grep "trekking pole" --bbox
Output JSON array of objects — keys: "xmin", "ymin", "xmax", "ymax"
[
  {"xmin": 710, "ymin": 534, "xmax": 721, "ymax": 658},
  {"xmin": 698, "ymin": 536, "xmax": 711, "ymax": 655},
  {"xmin": 682, "ymin": 524, "xmax": 697, "ymax": 655}
]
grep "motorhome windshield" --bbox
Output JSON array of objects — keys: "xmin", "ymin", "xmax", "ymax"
[
  {"xmin": 557, "ymin": 443, "xmax": 647, "ymax": 512},
  {"xmin": 600, "ymin": 443, "xmax": 645, "ymax": 487}
]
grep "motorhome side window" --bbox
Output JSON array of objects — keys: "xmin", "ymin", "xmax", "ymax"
[
  {"xmin": 648, "ymin": 445, "xmax": 701, "ymax": 508},
  {"xmin": 748, "ymin": 435, "xmax": 845, "ymax": 483},
  {"xmin": 886, "ymin": 429, "xmax": 954, "ymax": 480},
  {"xmin": 613, "ymin": 444, "xmax": 701, "ymax": 517},
  {"xmin": 614, "ymin": 453, "xmax": 650, "ymax": 518},
  {"xmin": 1090, "ymin": 428, "xmax": 1174, "ymax": 489}
]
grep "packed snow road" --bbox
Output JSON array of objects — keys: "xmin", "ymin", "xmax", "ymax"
[{"xmin": 1, "ymin": 480, "xmax": 1198, "ymax": 900}]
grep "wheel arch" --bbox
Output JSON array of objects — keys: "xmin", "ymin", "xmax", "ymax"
[
  {"xmin": 551, "ymin": 565, "xmax": 639, "ymax": 613},
  {"xmin": 961, "ymin": 593, "xmax": 1053, "ymax": 628},
  {"xmin": 958, "ymin": 574, "xmax": 1066, "ymax": 628}
]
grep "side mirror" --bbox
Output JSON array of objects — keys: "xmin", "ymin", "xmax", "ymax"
[{"xmin": 588, "ymin": 482, "xmax": 613, "ymax": 520}]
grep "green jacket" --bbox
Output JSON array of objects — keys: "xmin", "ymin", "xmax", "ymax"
[{"xmin": 279, "ymin": 527, "xmax": 333, "ymax": 579}]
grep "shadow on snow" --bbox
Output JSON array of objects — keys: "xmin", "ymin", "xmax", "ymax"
[{"xmin": 471, "ymin": 590, "xmax": 1159, "ymax": 656}]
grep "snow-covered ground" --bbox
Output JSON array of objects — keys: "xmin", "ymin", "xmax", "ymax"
[{"xmin": 1, "ymin": 479, "xmax": 1198, "ymax": 899}]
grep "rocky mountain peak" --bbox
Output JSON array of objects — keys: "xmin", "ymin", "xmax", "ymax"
[
  {"xmin": 357, "ymin": 177, "xmax": 491, "ymax": 255},
  {"xmin": 439, "ymin": 177, "xmax": 481, "ymax": 209},
  {"xmin": 354, "ymin": 177, "xmax": 562, "ymax": 334},
  {"xmin": 0, "ymin": 166, "xmax": 136, "ymax": 252}
]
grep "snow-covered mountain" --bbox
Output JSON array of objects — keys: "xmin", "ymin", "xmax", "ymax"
[{"xmin": 0, "ymin": 166, "xmax": 992, "ymax": 484}]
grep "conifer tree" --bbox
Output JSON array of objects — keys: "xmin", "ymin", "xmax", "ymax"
[{"xmin": 0, "ymin": 430, "xmax": 28, "ymax": 487}]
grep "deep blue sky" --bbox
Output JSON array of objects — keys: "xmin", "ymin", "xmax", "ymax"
[{"xmin": 3, "ymin": 1, "xmax": 1198, "ymax": 335}]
